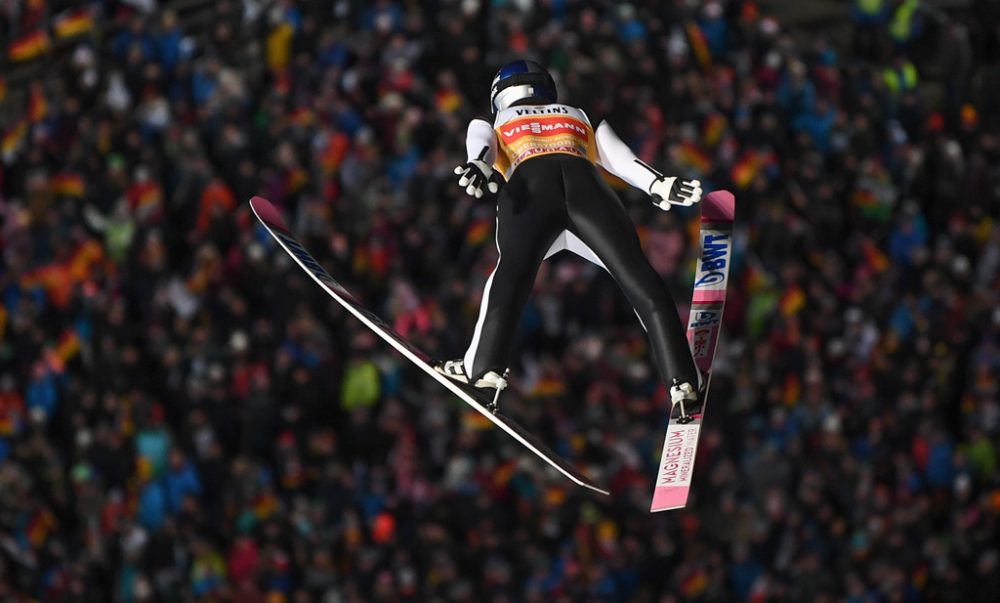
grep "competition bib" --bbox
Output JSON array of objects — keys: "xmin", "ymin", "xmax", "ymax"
[{"xmin": 493, "ymin": 104, "xmax": 597, "ymax": 179}]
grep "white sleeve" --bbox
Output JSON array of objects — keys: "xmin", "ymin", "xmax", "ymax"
[
  {"xmin": 465, "ymin": 118, "xmax": 497, "ymax": 164},
  {"xmin": 595, "ymin": 120, "xmax": 662, "ymax": 193}
]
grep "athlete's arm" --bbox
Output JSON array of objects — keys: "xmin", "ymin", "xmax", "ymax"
[
  {"xmin": 454, "ymin": 118, "xmax": 499, "ymax": 198},
  {"xmin": 594, "ymin": 120, "xmax": 702, "ymax": 211}
]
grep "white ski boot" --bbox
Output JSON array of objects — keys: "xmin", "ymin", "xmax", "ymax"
[
  {"xmin": 671, "ymin": 378, "xmax": 703, "ymax": 424},
  {"xmin": 434, "ymin": 359, "xmax": 508, "ymax": 412}
]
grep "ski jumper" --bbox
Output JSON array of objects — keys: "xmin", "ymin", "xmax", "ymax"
[{"xmin": 461, "ymin": 104, "xmax": 700, "ymax": 390}]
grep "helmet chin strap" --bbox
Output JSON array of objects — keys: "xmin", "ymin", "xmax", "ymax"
[{"xmin": 493, "ymin": 84, "xmax": 541, "ymax": 113}]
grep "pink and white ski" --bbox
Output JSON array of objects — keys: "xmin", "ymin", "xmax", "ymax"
[{"xmin": 651, "ymin": 190, "xmax": 735, "ymax": 512}]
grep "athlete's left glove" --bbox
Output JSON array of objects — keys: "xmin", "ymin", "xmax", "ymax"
[
  {"xmin": 454, "ymin": 148, "xmax": 499, "ymax": 199},
  {"xmin": 648, "ymin": 177, "xmax": 703, "ymax": 211}
]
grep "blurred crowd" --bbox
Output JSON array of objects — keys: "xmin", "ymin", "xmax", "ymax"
[{"xmin": 1, "ymin": 0, "xmax": 999, "ymax": 601}]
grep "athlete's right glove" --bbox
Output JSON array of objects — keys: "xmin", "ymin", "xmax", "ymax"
[
  {"xmin": 648, "ymin": 176, "xmax": 703, "ymax": 211},
  {"xmin": 454, "ymin": 147, "xmax": 499, "ymax": 199}
]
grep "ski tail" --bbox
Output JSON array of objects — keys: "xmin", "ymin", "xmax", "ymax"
[{"xmin": 651, "ymin": 190, "xmax": 735, "ymax": 512}]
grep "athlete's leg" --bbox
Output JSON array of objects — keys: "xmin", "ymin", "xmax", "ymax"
[
  {"xmin": 463, "ymin": 157, "xmax": 565, "ymax": 381},
  {"xmin": 563, "ymin": 159, "xmax": 699, "ymax": 388}
]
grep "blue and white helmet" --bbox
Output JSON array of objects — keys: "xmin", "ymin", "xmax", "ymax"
[{"xmin": 490, "ymin": 60, "xmax": 557, "ymax": 114}]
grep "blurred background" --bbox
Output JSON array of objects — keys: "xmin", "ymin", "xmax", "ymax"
[{"xmin": 1, "ymin": 0, "xmax": 999, "ymax": 601}]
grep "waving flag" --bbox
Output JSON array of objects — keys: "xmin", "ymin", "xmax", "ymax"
[
  {"xmin": 8, "ymin": 30, "xmax": 50, "ymax": 62},
  {"xmin": 466, "ymin": 217, "xmax": 492, "ymax": 247},
  {"xmin": 779, "ymin": 284, "xmax": 806, "ymax": 316},
  {"xmin": 54, "ymin": 7, "xmax": 95, "ymax": 39},
  {"xmin": 702, "ymin": 113, "xmax": 727, "ymax": 147},
  {"xmin": 731, "ymin": 150, "xmax": 771, "ymax": 189},
  {"xmin": 685, "ymin": 22, "xmax": 711, "ymax": 70},
  {"xmin": 861, "ymin": 238, "xmax": 890, "ymax": 273},
  {"xmin": 319, "ymin": 131, "xmax": 349, "ymax": 175},
  {"xmin": 2, "ymin": 120, "xmax": 28, "ymax": 160},
  {"xmin": 26, "ymin": 509, "xmax": 57, "ymax": 548},
  {"xmin": 54, "ymin": 328, "xmax": 82, "ymax": 364},
  {"xmin": 678, "ymin": 140, "xmax": 712, "ymax": 174},
  {"xmin": 28, "ymin": 82, "xmax": 47, "ymax": 123},
  {"xmin": 287, "ymin": 107, "xmax": 314, "ymax": 128},
  {"xmin": 52, "ymin": 172, "xmax": 86, "ymax": 197},
  {"xmin": 435, "ymin": 88, "xmax": 463, "ymax": 114}
]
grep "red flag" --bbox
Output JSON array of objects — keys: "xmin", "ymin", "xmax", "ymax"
[
  {"xmin": 319, "ymin": 131, "xmax": 349, "ymax": 175},
  {"xmin": 284, "ymin": 167, "xmax": 308, "ymax": 192},
  {"xmin": 55, "ymin": 328, "xmax": 82, "ymax": 363},
  {"xmin": 702, "ymin": 113, "xmax": 727, "ymax": 147},
  {"xmin": 678, "ymin": 140, "xmax": 712, "ymax": 173},
  {"xmin": 686, "ymin": 22, "xmax": 711, "ymax": 70},
  {"xmin": 2, "ymin": 119, "xmax": 28, "ymax": 158},
  {"xmin": 26, "ymin": 509, "xmax": 57, "ymax": 547},
  {"xmin": 465, "ymin": 218, "xmax": 491, "ymax": 247},
  {"xmin": 8, "ymin": 30, "xmax": 50, "ymax": 62},
  {"xmin": 782, "ymin": 373, "xmax": 801, "ymax": 406},
  {"xmin": 253, "ymin": 493, "xmax": 278, "ymax": 519},
  {"xmin": 127, "ymin": 181, "xmax": 164, "ymax": 219},
  {"xmin": 22, "ymin": 265, "xmax": 73, "ymax": 309},
  {"xmin": 731, "ymin": 150, "xmax": 765, "ymax": 189},
  {"xmin": 0, "ymin": 388, "xmax": 24, "ymax": 436},
  {"xmin": 28, "ymin": 82, "xmax": 48, "ymax": 123},
  {"xmin": 861, "ymin": 238, "xmax": 889, "ymax": 273},
  {"xmin": 52, "ymin": 172, "xmax": 86, "ymax": 197},
  {"xmin": 435, "ymin": 88, "xmax": 462, "ymax": 114},
  {"xmin": 287, "ymin": 107, "xmax": 314, "ymax": 127},
  {"xmin": 779, "ymin": 284, "xmax": 806, "ymax": 316},
  {"xmin": 462, "ymin": 410, "xmax": 492, "ymax": 431},
  {"xmin": 680, "ymin": 567, "xmax": 709, "ymax": 597},
  {"xmin": 54, "ymin": 7, "xmax": 95, "ymax": 39}
]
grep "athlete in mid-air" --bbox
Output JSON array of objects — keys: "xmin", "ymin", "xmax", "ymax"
[{"xmin": 434, "ymin": 60, "xmax": 704, "ymax": 414}]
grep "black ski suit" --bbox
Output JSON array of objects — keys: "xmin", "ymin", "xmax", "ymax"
[{"xmin": 460, "ymin": 103, "xmax": 700, "ymax": 390}]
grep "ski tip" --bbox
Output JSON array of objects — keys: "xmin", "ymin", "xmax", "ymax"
[
  {"xmin": 704, "ymin": 190, "xmax": 735, "ymax": 221},
  {"xmin": 249, "ymin": 196, "xmax": 290, "ymax": 232}
]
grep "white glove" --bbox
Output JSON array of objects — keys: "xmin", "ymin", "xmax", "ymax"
[
  {"xmin": 454, "ymin": 155, "xmax": 499, "ymax": 199},
  {"xmin": 648, "ymin": 177, "xmax": 703, "ymax": 211}
]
